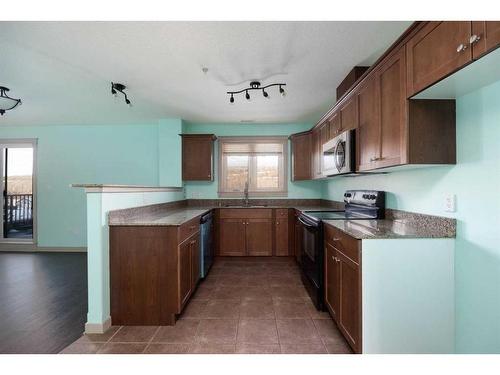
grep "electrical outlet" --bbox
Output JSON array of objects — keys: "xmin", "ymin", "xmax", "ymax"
[{"xmin": 444, "ymin": 194, "xmax": 456, "ymax": 212}]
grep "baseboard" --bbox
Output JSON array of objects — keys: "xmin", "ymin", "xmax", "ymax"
[
  {"xmin": 0, "ymin": 243, "xmax": 87, "ymax": 253},
  {"xmin": 85, "ymin": 317, "xmax": 112, "ymax": 334}
]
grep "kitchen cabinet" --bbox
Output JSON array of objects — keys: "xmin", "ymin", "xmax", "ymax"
[
  {"xmin": 356, "ymin": 76, "xmax": 379, "ymax": 171},
  {"xmin": 110, "ymin": 217, "xmax": 202, "ymax": 326},
  {"xmin": 471, "ymin": 21, "xmax": 500, "ymax": 59},
  {"xmin": 328, "ymin": 111, "xmax": 341, "ymax": 139},
  {"xmin": 218, "ymin": 209, "xmax": 273, "ymax": 256},
  {"xmin": 219, "ymin": 218, "xmax": 246, "ymax": 256},
  {"xmin": 377, "ymin": 46, "xmax": 407, "ymax": 169},
  {"xmin": 290, "ymin": 131, "xmax": 312, "ymax": 181},
  {"xmin": 312, "ymin": 127, "xmax": 322, "ymax": 179},
  {"xmin": 339, "ymin": 94, "xmax": 358, "ymax": 132},
  {"xmin": 357, "ymin": 47, "xmax": 407, "ymax": 171},
  {"xmin": 294, "ymin": 210, "xmax": 303, "ymax": 264},
  {"xmin": 320, "ymin": 121, "xmax": 329, "ymax": 146},
  {"xmin": 275, "ymin": 209, "xmax": 290, "ymax": 256},
  {"xmin": 246, "ymin": 218, "xmax": 273, "ymax": 256},
  {"xmin": 324, "ymin": 224, "xmax": 361, "ymax": 353},
  {"xmin": 325, "ymin": 243, "xmax": 339, "ymax": 320},
  {"xmin": 406, "ymin": 21, "xmax": 472, "ymax": 97},
  {"xmin": 181, "ymin": 134, "xmax": 216, "ymax": 181}
]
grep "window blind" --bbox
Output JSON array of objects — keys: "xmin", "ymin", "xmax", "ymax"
[{"xmin": 220, "ymin": 138, "xmax": 285, "ymax": 155}]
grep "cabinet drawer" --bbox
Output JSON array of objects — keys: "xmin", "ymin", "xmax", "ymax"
[
  {"xmin": 219, "ymin": 208, "xmax": 273, "ymax": 219},
  {"xmin": 324, "ymin": 224, "xmax": 360, "ymax": 264},
  {"xmin": 179, "ymin": 217, "xmax": 200, "ymax": 243},
  {"xmin": 275, "ymin": 208, "xmax": 289, "ymax": 218}
]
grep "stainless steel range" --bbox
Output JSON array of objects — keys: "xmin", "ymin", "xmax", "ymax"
[{"xmin": 298, "ymin": 190, "xmax": 385, "ymax": 310}]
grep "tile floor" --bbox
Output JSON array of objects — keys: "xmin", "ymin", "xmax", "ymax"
[{"xmin": 60, "ymin": 257, "xmax": 353, "ymax": 354}]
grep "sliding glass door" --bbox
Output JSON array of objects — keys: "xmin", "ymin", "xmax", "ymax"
[{"xmin": 0, "ymin": 140, "xmax": 36, "ymax": 242}]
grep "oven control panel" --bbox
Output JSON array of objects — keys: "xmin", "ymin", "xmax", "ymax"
[{"xmin": 344, "ymin": 190, "xmax": 385, "ymax": 208}]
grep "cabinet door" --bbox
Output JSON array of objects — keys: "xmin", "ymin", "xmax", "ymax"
[
  {"xmin": 356, "ymin": 76, "xmax": 379, "ymax": 171},
  {"xmin": 191, "ymin": 234, "xmax": 200, "ymax": 288},
  {"xmin": 246, "ymin": 218, "xmax": 273, "ymax": 256},
  {"xmin": 328, "ymin": 112, "xmax": 341, "ymax": 139},
  {"xmin": 219, "ymin": 218, "xmax": 246, "ymax": 256},
  {"xmin": 182, "ymin": 135, "xmax": 214, "ymax": 181},
  {"xmin": 275, "ymin": 218, "xmax": 289, "ymax": 256},
  {"xmin": 339, "ymin": 95, "xmax": 358, "ymax": 132},
  {"xmin": 325, "ymin": 243, "xmax": 340, "ymax": 321},
  {"xmin": 294, "ymin": 216, "xmax": 302, "ymax": 264},
  {"xmin": 337, "ymin": 250, "xmax": 361, "ymax": 353},
  {"xmin": 179, "ymin": 239, "xmax": 192, "ymax": 310},
  {"xmin": 320, "ymin": 122, "xmax": 329, "ymax": 146},
  {"xmin": 377, "ymin": 47, "xmax": 407, "ymax": 168},
  {"xmin": 406, "ymin": 21, "xmax": 472, "ymax": 96},
  {"xmin": 291, "ymin": 133, "xmax": 312, "ymax": 181},
  {"xmin": 312, "ymin": 128, "xmax": 322, "ymax": 179},
  {"xmin": 471, "ymin": 21, "xmax": 500, "ymax": 59}
]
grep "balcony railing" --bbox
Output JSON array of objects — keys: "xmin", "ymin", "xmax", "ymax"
[{"xmin": 4, "ymin": 194, "xmax": 33, "ymax": 230}]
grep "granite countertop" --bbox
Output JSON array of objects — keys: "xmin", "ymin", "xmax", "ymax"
[
  {"xmin": 324, "ymin": 218, "xmax": 456, "ymax": 240},
  {"xmin": 109, "ymin": 206, "xmax": 214, "ymax": 226}
]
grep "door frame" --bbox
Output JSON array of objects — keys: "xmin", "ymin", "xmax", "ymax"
[{"xmin": 0, "ymin": 138, "xmax": 38, "ymax": 244}]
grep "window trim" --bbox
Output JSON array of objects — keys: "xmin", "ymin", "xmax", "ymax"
[{"xmin": 217, "ymin": 136, "xmax": 288, "ymax": 198}]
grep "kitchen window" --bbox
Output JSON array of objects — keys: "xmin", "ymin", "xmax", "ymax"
[{"xmin": 218, "ymin": 136, "xmax": 288, "ymax": 197}]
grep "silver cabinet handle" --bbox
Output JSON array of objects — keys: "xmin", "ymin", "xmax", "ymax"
[
  {"xmin": 370, "ymin": 156, "xmax": 379, "ymax": 162},
  {"xmin": 457, "ymin": 43, "xmax": 467, "ymax": 53},
  {"xmin": 332, "ymin": 237, "xmax": 340, "ymax": 241},
  {"xmin": 336, "ymin": 258, "xmax": 341, "ymax": 263},
  {"xmin": 469, "ymin": 34, "xmax": 481, "ymax": 44}
]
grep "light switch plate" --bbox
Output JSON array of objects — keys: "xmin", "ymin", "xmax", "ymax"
[{"xmin": 444, "ymin": 194, "xmax": 456, "ymax": 212}]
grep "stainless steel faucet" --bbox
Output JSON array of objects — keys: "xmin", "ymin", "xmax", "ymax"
[{"xmin": 244, "ymin": 180, "xmax": 249, "ymax": 206}]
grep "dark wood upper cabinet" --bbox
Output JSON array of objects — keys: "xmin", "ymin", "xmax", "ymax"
[
  {"xmin": 181, "ymin": 134, "xmax": 216, "ymax": 181},
  {"xmin": 471, "ymin": 21, "xmax": 500, "ymax": 59},
  {"xmin": 320, "ymin": 122, "xmax": 329, "ymax": 146},
  {"xmin": 290, "ymin": 132, "xmax": 312, "ymax": 181},
  {"xmin": 339, "ymin": 94, "xmax": 358, "ymax": 132},
  {"xmin": 328, "ymin": 111, "xmax": 341, "ymax": 139},
  {"xmin": 356, "ymin": 76, "xmax": 380, "ymax": 172},
  {"xmin": 377, "ymin": 46, "xmax": 407, "ymax": 169},
  {"xmin": 312, "ymin": 127, "xmax": 322, "ymax": 179},
  {"xmin": 406, "ymin": 21, "xmax": 472, "ymax": 97}
]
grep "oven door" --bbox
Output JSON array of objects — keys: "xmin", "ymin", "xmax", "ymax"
[{"xmin": 298, "ymin": 215, "xmax": 322, "ymax": 288}]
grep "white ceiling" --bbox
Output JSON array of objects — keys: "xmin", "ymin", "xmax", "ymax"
[{"xmin": 0, "ymin": 21, "xmax": 411, "ymax": 126}]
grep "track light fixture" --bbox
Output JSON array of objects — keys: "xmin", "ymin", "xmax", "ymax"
[
  {"xmin": 0, "ymin": 86, "xmax": 22, "ymax": 116},
  {"xmin": 227, "ymin": 81, "xmax": 286, "ymax": 104},
  {"xmin": 111, "ymin": 82, "xmax": 132, "ymax": 107}
]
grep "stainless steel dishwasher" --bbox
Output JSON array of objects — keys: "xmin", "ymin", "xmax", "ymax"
[{"xmin": 199, "ymin": 211, "xmax": 214, "ymax": 278}]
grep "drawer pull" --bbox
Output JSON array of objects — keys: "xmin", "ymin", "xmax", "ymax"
[
  {"xmin": 332, "ymin": 237, "xmax": 340, "ymax": 241},
  {"xmin": 469, "ymin": 34, "xmax": 481, "ymax": 44},
  {"xmin": 189, "ymin": 225, "xmax": 196, "ymax": 230},
  {"xmin": 456, "ymin": 43, "xmax": 467, "ymax": 53}
]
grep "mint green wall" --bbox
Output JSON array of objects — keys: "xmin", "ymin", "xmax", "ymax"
[
  {"xmin": 182, "ymin": 122, "xmax": 322, "ymax": 199},
  {"xmin": 322, "ymin": 80, "xmax": 500, "ymax": 353},
  {"xmin": 0, "ymin": 121, "xmax": 183, "ymax": 247},
  {"xmin": 158, "ymin": 119, "xmax": 183, "ymax": 187}
]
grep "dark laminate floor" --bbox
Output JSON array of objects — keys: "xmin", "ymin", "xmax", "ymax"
[{"xmin": 0, "ymin": 252, "xmax": 87, "ymax": 354}]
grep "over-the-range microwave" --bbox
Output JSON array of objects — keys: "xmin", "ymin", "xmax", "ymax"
[{"xmin": 322, "ymin": 129, "xmax": 355, "ymax": 176}]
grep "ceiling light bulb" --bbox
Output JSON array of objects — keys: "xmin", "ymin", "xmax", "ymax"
[
  {"xmin": 245, "ymin": 90, "xmax": 250, "ymax": 101},
  {"xmin": 263, "ymin": 89, "xmax": 269, "ymax": 98},
  {"xmin": 230, "ymin": 95, "xmax": 235, "ymax": 104}
]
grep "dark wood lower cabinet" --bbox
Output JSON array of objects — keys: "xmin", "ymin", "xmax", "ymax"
[
  {"xmin": 110, "ymin": 221, "xmax": 202, "ymax": 326},
  {"xmin": 324, "ymin": 224, "xmax": 362, "ymax": 353},
  {"xmin": 275, "ymin": 217, "xmax": 290, "ymax": 256},
  {"xmin": 219, "ymin": 218, "xmax": 246, "ymax": 256},
  {"xmin": 246, "ymin": 218, "xmax": 273, "ymax": 256}
]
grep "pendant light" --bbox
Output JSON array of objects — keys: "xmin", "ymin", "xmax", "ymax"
[{"xmin": 0, "ymin": 86, "xmax": 22, "ymax": 116}]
